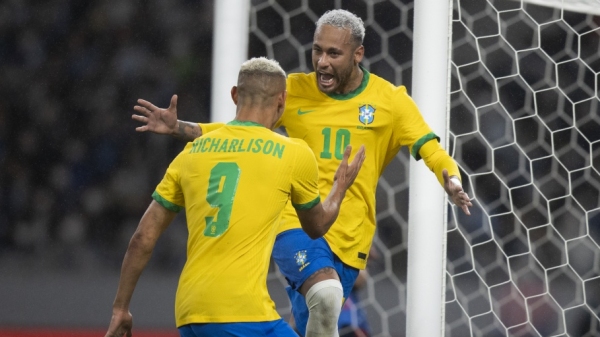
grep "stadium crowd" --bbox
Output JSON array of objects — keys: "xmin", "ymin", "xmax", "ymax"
[{"xmin": 0, "ymin": 0, "xmax": 214, "ymax": 271}]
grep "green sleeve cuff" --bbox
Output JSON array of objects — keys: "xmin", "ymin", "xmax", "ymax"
[
  {"xmin": 293, "ymin": 196, "xmax": 321, "ymax": 210},
  {"xmin": 411, "ymin": 132, "xmax": 440, "ymax": 161},
  {"xmin": 152, "ymin": 191, "xmax": 184, "ymax": 213}
]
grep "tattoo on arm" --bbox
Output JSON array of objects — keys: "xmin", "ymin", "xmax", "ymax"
[{"xmin": 176, "ymin": 121, "xmax": 201, "ymax": 142}]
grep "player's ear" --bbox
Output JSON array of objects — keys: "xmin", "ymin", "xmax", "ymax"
[
  {"xmin": 277, "ymin": 90, "xmax": 287, "ymax": 115},
  {"xmin": 354, "ymin": 45, "xmax": 364, "ymax": 64},
  {"xmin": 231, "ymin": 86, "xmax": 238, "ymax": 105},
  {"xmin": 279, "ymin": 90, "xmax": 287, "ymax": 107}
]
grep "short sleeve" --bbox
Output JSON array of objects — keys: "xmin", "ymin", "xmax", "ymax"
[
  {"xmin": 153, "ymin": 153, "xmax": 185, "ymax": 212},
  {"xmin": 289, "ymin": 140, "xmax": 320, "ymax": 210}
]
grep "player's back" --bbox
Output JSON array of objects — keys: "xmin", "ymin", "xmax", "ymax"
[{"xmin": 161, "ymin": 121, "xmax": 319, "ymax": 326}]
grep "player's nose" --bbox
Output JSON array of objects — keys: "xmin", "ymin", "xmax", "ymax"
[{"xmin": 317, "ymin": 55, "xmax": 330, "ymax": 67}]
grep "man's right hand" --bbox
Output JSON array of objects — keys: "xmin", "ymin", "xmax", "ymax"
[
  {"xmin": 132, "ymin": 94, "xmax": 179, "ymax": 135},
  {"xmin": 334, "ymin": 145, "xmax": 366, "ymax": 191},
  {"xmin": 105, "ymin": 308, "xmax": 133, "ymax": 337}
]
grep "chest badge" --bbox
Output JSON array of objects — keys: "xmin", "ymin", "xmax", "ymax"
[{"xmin": 359, "ymin": 104, "xmax": 375, "ymax": 125}]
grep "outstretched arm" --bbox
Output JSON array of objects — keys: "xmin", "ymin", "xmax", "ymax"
[
  {"xmin": 419, "ymin": 140, "xmax": 472, "ymax": 215},
  {"xmin": 104, "ymin": 201, "xmax": 177, "ymax": 337},
  {"xmin": 442, "ymin": 169, "xmax": 473, "ymax": 215},
  {"xmin": 132, "ymin": 94, "xmax": 201, "ymax": 142},
  {"xmin": 296, "ymin": 145, "xmax": 366, "ymax": 238}
]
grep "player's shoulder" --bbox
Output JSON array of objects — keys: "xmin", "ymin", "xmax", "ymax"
[
  {"xmin": 286, "ymin": 72, "xmax": 318, "ymax": 96},
  {"xmin": 365, "ymin": 71, "xmax": 411, "ymax": 104},
  {"xmin": 287, "ymin": 72, "xmax": 312, "ymax": 83},
  {"xmin": 274, "ymin": 132, "xmax": 309, "ymax": 148},
  {"xmin": 368, "ymin": 71, "xmax": 407, "ymax": 94},
  {"xmin": 279, "ymin": 135, "xmax": 311, "ymax": 153},
  {"xmin": 167, "ymin": 141, "xmax": 195, "ymax": 167}
]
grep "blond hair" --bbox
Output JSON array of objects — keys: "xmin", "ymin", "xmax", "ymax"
[{"xmin": 316, "ymin": 9, "xmax": 365, "ymax": 46}]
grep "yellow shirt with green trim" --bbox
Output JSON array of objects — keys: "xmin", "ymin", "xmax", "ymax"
[
  {"xmin": 198, "ymin": 69, "xmax": 461, "ymax": 270},
  {"xmin": 274, "ymin": 68, "xmax": 458, "ymax": 270},
  {"xmin": 153, "ymin": 121, "xmax": 320, "ymax": 326}
]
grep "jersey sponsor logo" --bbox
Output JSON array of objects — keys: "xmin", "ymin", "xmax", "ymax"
[
  {"xmin": 358, "ymin": 104, "xmax": 375, "ymax": 125},
  {"xmin": 294, "ymin": 250, "xmax": 310, "ymax": 271},
  {"xmin": 297, "ymin": 108, "xmax": 316, "ymax": 115}
]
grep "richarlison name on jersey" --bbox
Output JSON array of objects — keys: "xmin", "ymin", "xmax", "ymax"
[{"xmin": 189, "ymin": 137, "xmax": 285, "ymax": 159}]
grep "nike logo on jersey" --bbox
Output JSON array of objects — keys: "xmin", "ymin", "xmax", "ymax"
[{"xmin": 297, "ymin": 108, "xmax": 316, "ymax": 115}]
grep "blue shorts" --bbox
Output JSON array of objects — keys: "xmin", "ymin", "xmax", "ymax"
[
  {"xmin": 272, "ymin": 229, "xmax": 359, "ymax": 337},
  {"xmin": 178, "ymin": 319, "xmax": 298, "ymax": 337}
]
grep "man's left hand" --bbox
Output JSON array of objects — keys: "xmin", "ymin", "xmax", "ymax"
[{"xmin": 443, "ymin": 169, "xmax": 473, "ymax": 215}]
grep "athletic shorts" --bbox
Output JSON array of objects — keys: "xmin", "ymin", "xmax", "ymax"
[
  {"xmin": 272, "ymin": 229, "xmax": 360, "ymax": 337},
  {"xmin": 178, "ymin": 319, "xmax": 298, "ymax": 337}
]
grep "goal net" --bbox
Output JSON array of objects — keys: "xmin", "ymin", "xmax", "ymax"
[
  {"xmin": 446, "ymin": 0, "xmax": 600, "ymax": 336},
  {"xmin": 248, "ymin": 0, "xmax": 600, "ymax": 336}
]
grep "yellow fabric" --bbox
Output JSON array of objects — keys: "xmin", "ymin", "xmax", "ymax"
[
  {"xmin": 419, "ymin": 139, "xmax": 461, "ymax": 186},
  {"xmin": 153, "ymin": 121, "xmax": 320, "ymax": 326},
  {"xmin": 276, "ymin": 69, "xmax": 456, "ymax": 270},
  {"xmin": 199, "ymin": 122, "xmax": 225, "ymax": 136}
]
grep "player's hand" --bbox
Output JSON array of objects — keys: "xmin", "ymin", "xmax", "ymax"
[
  {"xmin": 443, "ymin": 169, "xmax": 473, "ymax": 215},
  {"xmin": 334, "ymin": 145, "xmax": 366, "ymax": 190},
  {"xmin": 104, "ymin": 309, "xmax": 133, "ymax": 337},
  {"xmin": 133, "ymin": 94, "xmax": 179, "ymax": 135}
]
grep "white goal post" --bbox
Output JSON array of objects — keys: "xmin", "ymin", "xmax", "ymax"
[
  {"xmin": 519, "ymin": 0, "xmax": 600, "ymax": 15},
  {"xmin": 213, "ymin": 1, "xmax": 600, "ymax": 336},
  {"xmin": 211, "ymin": 0, "xmax": 250, "ymax": 123},
  {"xmin": 407, "ymin": 0, "xmax": 452, "ymax": 336}
]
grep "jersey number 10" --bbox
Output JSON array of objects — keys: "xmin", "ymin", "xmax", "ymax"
[{"xmin": 320, "ymin": 127, "xmax": 351, "ymax": 160}]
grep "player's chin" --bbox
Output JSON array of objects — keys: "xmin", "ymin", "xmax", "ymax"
[{"xmin": 317, "ymin": 81, "xmax": 337, "ymax": 94}]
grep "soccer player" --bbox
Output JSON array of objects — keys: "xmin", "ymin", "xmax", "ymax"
[
  {"xmin": 104, "ymin": 57, "xmax": 366, "ymax": 337},
  {"xmin": 132, "ymin": 9, "xmax": 472, "ymax": 337}
]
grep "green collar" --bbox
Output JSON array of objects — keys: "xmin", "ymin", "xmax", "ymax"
[
  {"xmin": 227, "ymin": 120, "xmax": 265, "ymax": 127},
  {"xmin": 326, "ymin": 66, "xmax": 370, "ymax": 101}
]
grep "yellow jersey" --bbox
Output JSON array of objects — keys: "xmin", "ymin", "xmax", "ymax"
[
  {"xmin": 200, "ymin": 69, "xmax": 460, "ymax": 270},
  {"xmin": 275, "ymin": 69, "xmax": 459, "ymax": 270},
  {"xmin": 153, "ymin": 121, "xmax": 320, "ymax": 326}
]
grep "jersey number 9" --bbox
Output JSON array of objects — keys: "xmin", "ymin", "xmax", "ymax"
[{"xmin": 204, "ymin": 162, "xmax": 241, "ymax": 237}]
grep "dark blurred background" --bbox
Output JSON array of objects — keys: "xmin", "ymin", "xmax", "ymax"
[
  {"xmin": 0, "ymin": 0, "xmax": 215, "ymax": 269},
  {"xmin": 3, "ymin": 0, "xmax": 599, "ymax": 336},
  {"xmin": 0, "ymin": 0, "xmax": 217, "ymax": 331}
]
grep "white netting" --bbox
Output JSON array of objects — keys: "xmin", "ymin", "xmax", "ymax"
[
  {"xmin": 249, "ymin": 0, "xmax": 600, "ymax": 336},
  {"xmin": 446, "ymin": 0, "xmax": 600, "ymax": 336}
]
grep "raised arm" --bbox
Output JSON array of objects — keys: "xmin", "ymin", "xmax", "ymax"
[
  {"xmin": 132, "ymin": 94, "xmax": 201, "ymax": 142},
  {"xmin": 296, "ymin": 145, "xmax": 366, "ymax": 239},
  {"xmin": 105, "ymin": 201, "xmax": 177, "ymax": 337}
]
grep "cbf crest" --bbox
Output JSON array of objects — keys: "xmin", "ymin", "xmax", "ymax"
[
  {"xmin": 359, "ymin": 104, "xmax": 375, "ymax": 125},
  {"xmin": 294, "ymin": 250, "xmax": 310, "ymax": 271}
]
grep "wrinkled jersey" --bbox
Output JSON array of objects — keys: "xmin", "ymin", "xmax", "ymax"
[
  {"xmin": 275, "ymin": 69, "xmax": 447, "ymax": 270},
  {"xmin": 153, "ymin": 121, "xmax": 320, "ymax": 326}
]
